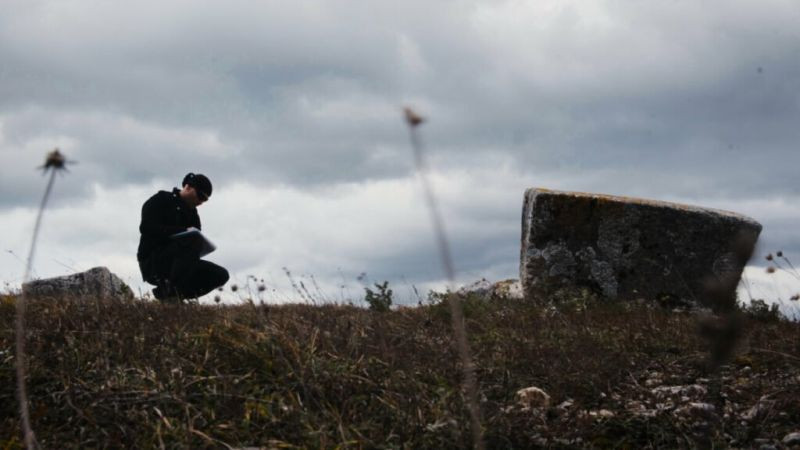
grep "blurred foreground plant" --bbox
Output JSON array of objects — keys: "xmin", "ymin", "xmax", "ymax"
[
  {"xmin": 404, "ymin": 107, "xmax": 484, "ymax": 449},
  {"xmin": 16, "ymin": 148, "xmax": 72, "ymax": 449}
]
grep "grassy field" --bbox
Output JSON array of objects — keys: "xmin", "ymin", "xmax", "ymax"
[{"xmin": 1, "ymin": 293, "xmax": 799, "ymax": 448}]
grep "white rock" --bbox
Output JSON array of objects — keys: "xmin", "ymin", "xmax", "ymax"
[
  {"xmin": 783, "ymin": 432, "xmax": 800, "ymax": 446},
  {"xmin": 674, "ymin": 402, "xmax": 717, "ymax": 420},
  {"xmin": 491, "ymin": 279, "xmax": 524, "ymax": 300},
  {"xmin": 556, "ymin": 399, "xmax": 574, "ymax": 410},
  {"xmin": 458, "ymin": 278, "xmax": 524, "ymax": 300},
  {"xmin": 651, "ymin": 384, "xmax": 707, "ymax": 399},
  {"xmin": 589, "ymin": 409, "xmax": 615, "ymax": 419},
  {"xmin": 22, "ymin": 266, "xmax": 133, "ymax": 300},
  {"xmin": 626, "ymin": 400, "xmax": 658, "ymax": 418},
  {"xmin": 515, "ymin": 386, "xmax": 551, "ymax": 409},
  {"xmin": 644, "ymin": 377, "xmax": 664, "ymax": 387},
  {"xmin": 457, "ymin": 278, "xmax": 492, "ymax": 296}
]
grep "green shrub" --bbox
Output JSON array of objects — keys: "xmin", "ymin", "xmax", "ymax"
[
  {"xmin": 364, "ymin": 281, "xmax": 393, "ymax": 312},
  {"xmin": 742, "ymin": 298, "xmax": 783, "ymax": 322}
]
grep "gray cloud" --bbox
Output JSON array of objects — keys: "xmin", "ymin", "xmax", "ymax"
[{"xmin": 3, "ymin": 0, "xmax": 798, "ymax": 198}]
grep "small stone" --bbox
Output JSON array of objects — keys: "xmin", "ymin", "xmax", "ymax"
[
  {"xmin": 588, "ymin": 409, "xmax": 615, "ymax": 419},
  {"xmin": 457, "ymin": 278, "xmax": 492, "ymax": 297},
  {"xmin": 628, "ymin": 404, "xmax": 658, "ymax": 418},
  {"xmin": 556, "ymin": 399, "xmax": 574, "ymax": 410},
  {"xmin": 651, "ymin": 384, "xmax": 707, "ymax": 399},
  {"xmin": 491, "ymin": 279, "xmax": 524, "ymax": 299},
  {"xmin": 783, "ymin": 432, "xmax": 800, "ymax": 446},
  {"xmin": 675, "ymin": 402, "xmax": 716, "ymax": 420},
  {"xmin": 515, "ymin": 386, "xmax": 551, "ymax": 409},
  {"xmin": 645, "ymin": 377, "xmax": 663, "ymax": 387},
  {"xmin": 458, "ymin": 278, "xmax": 525, "ymax": 300}
]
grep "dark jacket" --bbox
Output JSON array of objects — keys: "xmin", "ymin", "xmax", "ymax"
[{"xmin": 137, "ymin": 188, "xmax": 201, "ymax": 262}]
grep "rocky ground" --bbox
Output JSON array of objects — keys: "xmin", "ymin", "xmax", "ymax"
[{"xmin": 1, "ymin": 291, "xmax": 799, "ymax": 448}]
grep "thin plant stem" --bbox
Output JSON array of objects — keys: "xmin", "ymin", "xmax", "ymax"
[
  {"xmin": 409, "ymin": 128, "xmax": 456, "ymax": 281},
  {"xmin": 780, "ymin": 255, "xmax": 800, "ymax": 277},
  {"xmin": 776, "ymin": 258, "xmax": 800, "ymax": 281},
  {"xmin": 16, "ymin": 168, "xmax": 57, "ymax": 449},
  {"xmin": 407, "ymin": 122, "xmax": 484, "ymax": 450}
]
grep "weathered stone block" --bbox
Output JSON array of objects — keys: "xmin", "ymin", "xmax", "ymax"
[
  {"xmin": 520, "ymin": 188, "xmax": 761, "ymax": 306},
  {"xmin": 22, "ymin": 266, "xmax": 134, "ymax": 300}
]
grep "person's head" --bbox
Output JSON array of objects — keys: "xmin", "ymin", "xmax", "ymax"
[{"xmin": 180, "ymin": 173, "xmax": 212, "ymax": 207}]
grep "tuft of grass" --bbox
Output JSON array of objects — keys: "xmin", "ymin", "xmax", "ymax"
[
  {"xmin": 762, "ymin": 250, "xmax": 800, "ymax": 320},
  {"xmin": 1, "ymin": 294, "xmax": 798, "ymax": 448}
]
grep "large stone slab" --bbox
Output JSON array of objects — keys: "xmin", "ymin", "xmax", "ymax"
[
  {"xmin": 22, "ymin": 266, "xmax": 134, "ymax": 300},
  {"xmin": 520, "ymin": 188, "xmax": 762, "ymax": 306}
]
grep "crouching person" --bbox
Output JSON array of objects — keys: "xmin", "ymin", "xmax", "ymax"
[{"xmin": 137, "ymin": 173, "xmax": 229, "ymax": 302}]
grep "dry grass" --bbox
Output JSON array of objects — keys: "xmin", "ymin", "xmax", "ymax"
[{"xmin": 1, "ymin": 293, "xmax": 799, "ymax": 448}]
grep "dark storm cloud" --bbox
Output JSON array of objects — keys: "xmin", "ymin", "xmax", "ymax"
[{"xmin": 3, "ymin": 0, "xmax": 799, "ymax": 208}]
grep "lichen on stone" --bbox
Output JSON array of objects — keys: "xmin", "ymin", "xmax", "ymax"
[{"xmin": 520, "ymin": 188, "xmax": 762, "ymax": 307}]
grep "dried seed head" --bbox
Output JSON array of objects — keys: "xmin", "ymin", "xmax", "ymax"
[
  {"xmin": 404, "ymin": 107, "xmax": 424, "ymax": 127},
  {"xmin": 39, "ymin": 148, "xmax": 71, "ymax": 172},
  {"xmin": 214, "ymin": 295, "xmax": 221, "ymax": 303},
  {"xmin": 45, "ymin": 148, "xmax": 66, "ymax": 168},
  {"xmin": 766, "ymin": 266, "xmax": 776, "ymax": 274},
  {"xmin": 231, "ymin": 284, "xmax": 238, "ymax": 292},
  {"xmin": 765, "ymin": 253, "xmax": 774, "ymax": 261},
  {"xmin": 776, "ymin": 251, "xmax": 783, "ymax": 257},
  {"xmin": 790, "ymin": 294, "xmax": 799, "ymax": 301},
  {"xmin": 257, "ymin": 285, "xmax": 266, "ymax": 292}
]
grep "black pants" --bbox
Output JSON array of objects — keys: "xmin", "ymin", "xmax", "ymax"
[{"xmin": 139, "ymin": 237, "xmax": 229, "ymax": 300}]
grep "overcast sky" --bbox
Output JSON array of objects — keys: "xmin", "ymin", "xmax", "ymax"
[{"xmin": 1, "ymin": 0, "xmax": 799, "ymax": 308}]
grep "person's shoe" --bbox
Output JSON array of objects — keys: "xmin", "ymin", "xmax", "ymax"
[{"xmin": 153, "ymin": 281, "xmax": 181, "ymax": 303}]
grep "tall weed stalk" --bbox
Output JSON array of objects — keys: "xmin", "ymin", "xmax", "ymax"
[
  {"xmin": 404, "ymin": 108, "xmax": 484, "ymax": 449},
  {"xmin": 16, "ymin": 149, "xmax": 69, "ymax": 449}
]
